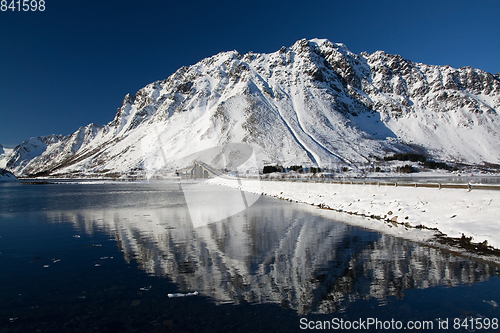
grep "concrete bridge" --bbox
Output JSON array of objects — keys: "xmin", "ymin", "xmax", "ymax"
[{"xmin": 178, "ymin": 160, "xmax": 223, "ymax": 179}]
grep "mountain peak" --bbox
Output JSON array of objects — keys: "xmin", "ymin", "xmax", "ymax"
[{"xmin": 3, "ymin": 39, "xmax": 500, "ymax": 177}]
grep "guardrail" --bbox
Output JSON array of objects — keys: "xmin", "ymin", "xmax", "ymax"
[{"xmin": 257, "ymin": 178, "xmax": 500, "ymax": 191}]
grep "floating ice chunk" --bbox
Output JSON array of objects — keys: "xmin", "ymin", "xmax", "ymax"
[
  {"xmin": 484, "ymin": 300, "xmax": 499, "ymax": 308},
  {"xmin": 140, "ymin": 286, "xmax": 152, "ymax": 291},
  {"xmin": 43, "ymin": 265, "xmax": 50, "ymax": 268},
  {"xmin": 73, "ymin": 235, "xmax": 81, "ymax": 238},
  {"xmin": 167, "ymin": 291, "xmax": 199, "ymax": 298}
]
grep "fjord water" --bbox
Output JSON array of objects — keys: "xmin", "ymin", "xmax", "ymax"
[{"xmin": 0, "ymin": 182, "xmax": 499, "ymax": 332}]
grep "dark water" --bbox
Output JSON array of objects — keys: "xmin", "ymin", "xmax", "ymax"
[{"xmin": 0, "ymin": 181, "xmax": 499, "ymax": 332}]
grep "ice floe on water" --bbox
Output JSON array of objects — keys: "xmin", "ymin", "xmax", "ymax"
[
  {"xmin": 167, "ymin": 291, "xmax": 199, "ymax": 298},
  {"xmin": 483, "ymin": 300, "xmax": 499, "ymax": 308}
]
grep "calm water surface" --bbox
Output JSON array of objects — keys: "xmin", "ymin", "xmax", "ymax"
[{"xmin": 0, "ymin": 181, "xmax": 499, "ymax": 332}]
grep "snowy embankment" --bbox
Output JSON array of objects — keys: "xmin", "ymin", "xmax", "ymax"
[{"xmin": 207, "ymin": 177, "xmax": 500, "ymax": 250}]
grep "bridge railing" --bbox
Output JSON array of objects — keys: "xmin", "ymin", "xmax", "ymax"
[{"xmin": 256, "ymin": 177, "xmax": 500, "ymax": 191}]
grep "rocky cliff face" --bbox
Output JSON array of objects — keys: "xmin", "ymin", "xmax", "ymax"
[
  {"xmin": 0, "ymin": 168, "xmax": 17, "ymax": 181},
  {"xmin": 2, "ymin": 38, "xmax": 499, "ymax": 177}
]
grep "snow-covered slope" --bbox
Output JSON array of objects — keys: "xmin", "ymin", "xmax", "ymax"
[
  {"xmin": 3, "ymin": 38, "xmax": 500, "ymax": 177},
  {"xmin": 0, "ymin": 144, "xmax": 14, "ymax": 169}
]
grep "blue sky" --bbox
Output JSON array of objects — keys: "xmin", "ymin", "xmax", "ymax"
[{"xmin": 1, "ymin": 0, "xmax": 499, "ymax": 147}]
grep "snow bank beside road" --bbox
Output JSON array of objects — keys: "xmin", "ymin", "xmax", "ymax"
[{"xmin": 208, "ymin": 178, "xmax": 500, "ymax": 249}]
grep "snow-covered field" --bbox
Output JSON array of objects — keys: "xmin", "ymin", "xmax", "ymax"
[{"xmin": 208, "ymin": 177, "xmax": 500, "ymax": 250}]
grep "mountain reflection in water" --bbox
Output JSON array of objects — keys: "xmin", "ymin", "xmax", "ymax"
[{"xmin": 45, "ymin": 183, "xmax": 499, "ymax": 315}]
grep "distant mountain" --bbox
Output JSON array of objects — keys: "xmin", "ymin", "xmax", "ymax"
[
  {"xmin": 0, "ymin": 168, "xmax": 17, "ymax": 181},
  {"xmin": 2, "ymin": 38, "xmax": 499, "ymax": 178},
  {"xmin": 0, "ymin": 144, "xmax": 13, "ymax": 169}
]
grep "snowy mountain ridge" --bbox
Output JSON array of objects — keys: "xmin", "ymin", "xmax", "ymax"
[
  {"xmin": 1, "ymin": 38, "xmax": 499, "ymax": 178},
  {"xmin": 0, "ymin": 168, "xmax": 17, "ymax": 181}
]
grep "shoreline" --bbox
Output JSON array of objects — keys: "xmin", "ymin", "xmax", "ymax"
[
  {"xmin": 207, "ymin": 177, "xmax": 500, "ymax": 254},
  {"xmin": 8, "ymin": 176, "xmax": 500, "ymax": 263}
]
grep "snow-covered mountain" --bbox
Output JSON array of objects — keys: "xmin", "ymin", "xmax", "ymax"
[
  {"xmin": 2, "ymin": 38, "xmax": 500, "ymax": 178},
  {"xmin": 0, "ymin": 145, "xmax": 13, "ymax": 169},
  {"xmin": 0, "ymin": 168, "xmax": 17, "ymax": 181}
]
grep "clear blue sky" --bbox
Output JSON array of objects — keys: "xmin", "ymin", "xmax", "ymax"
[{"xmin": 1, "ymin": 0, "xmax": 499, "ymax": 147}]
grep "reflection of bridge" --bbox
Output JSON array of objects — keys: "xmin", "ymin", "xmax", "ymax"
[{"xmin": 178, "ymin": 160, "xmax": 224, "ymax": 179}]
